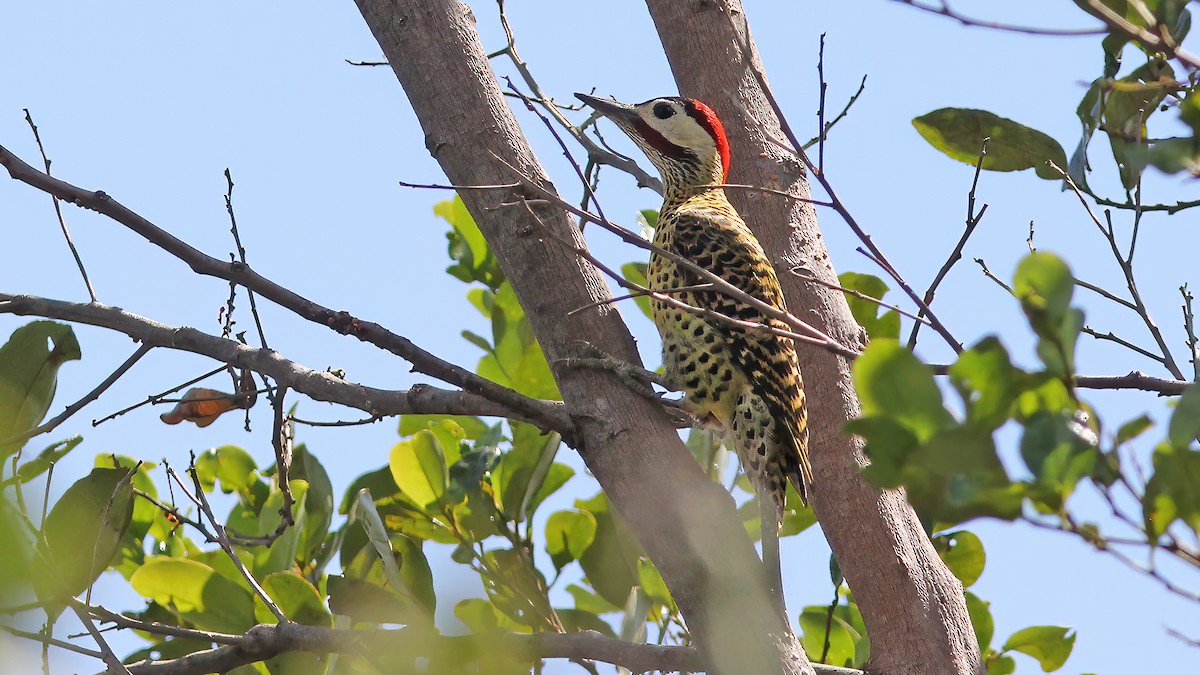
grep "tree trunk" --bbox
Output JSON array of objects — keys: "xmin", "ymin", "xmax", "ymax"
[
  {"xmin": 352, "ymin": 1, "xmax": 812, "ymax": 672},
  {"xmin": 642, "ymin": 1, "xmax": 984, "ymax": 673}
]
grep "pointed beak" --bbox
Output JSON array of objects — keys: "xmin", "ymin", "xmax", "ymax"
[{"xmin": 575, "ymin": 93, "xmax": 639, "ymax": 125}]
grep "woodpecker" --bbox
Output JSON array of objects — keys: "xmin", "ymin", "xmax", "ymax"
[{"xmin": 576, "ymin": 93, "xmax": 812, "ymax": 602}]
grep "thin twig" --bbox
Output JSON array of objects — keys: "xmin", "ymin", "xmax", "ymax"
[
  {"xmin": 974, "ymin": 258, "xmax": 1014, "ymax": 295},
  {"xmin": 224, "ymin": 168, "xmax": 272, "ymax": 354},
  {"xmin": 92, "ymin": 363, "xmax": 229, "ymax": 426},
  {"xmin": 891, "ymin": 0, "xmax": 1107, "ymax": 36},
  {"xmin": 0, "ymin": 622, "xmax": 103, "ymax": 659},
  {"xmin": 1075, "ymin": 278, "xmax": 1139, "ymax": 312},
  {"xmin": 817, "ymin": 33, "xmax": 828, "ymax": 174},
  {"xmin": 495, "ymin": 0, "xmax": 662, "ymax": 193},
  {"xmin": 791, "ymin": 269, "xmax": 931, "ymax": 325},
  {"xmin": 23, "ymin": 110, "xmax": 97, "ymax": 302},
  {"xmin": 1183, "ymin": 284, "xmax": 1199, "ymax": 381},
  {"xmin": 804, "ymin": 75, "xmax": 867, "ymax": 151},
  {"xmin": 1083, "ymin": 326, "xmax": 1167, "ymax": 364},
  {"xmin": 227, "ymin": 389, "xmax": 295, "ymax": 547},
  {"xmin": 69, "ymin": 605, "xmax": 133, "ymax": 674},
  {"xmin": 1054, "ymin": 161, "xmax": 1184, "ymax": 379},
  {"xmin": 184, "ymin": 455, "xmax": 290, "ymax": 624},
  {"xmin": 908, "ymin": 138, "xmax": 989, "ymax": 348}
]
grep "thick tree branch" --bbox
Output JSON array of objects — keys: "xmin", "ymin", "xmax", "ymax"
[
  {"xmin": 641, "ymin": 1, "xmax": 983, "ymax": 673},
  {"xmin": 352, "ymin": 1, "xmax": 803, "ymax": 673},
  {"xmin": 0, "ymin": 293, "xmax": 572, "ymax": 434},
  {"xmin": 0, "ymin": 144, "xmax": 559, "ymax": 435}
]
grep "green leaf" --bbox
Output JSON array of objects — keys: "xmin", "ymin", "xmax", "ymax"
[
  {"xmin": 913, "ymin": 108, "xmax": 1068, "ymax": 180},
  {"xmin": 545, "ymin": 510, "xmax": 597, "ymax": 571},
  {"xmin": 566, "ymin": 583, "xmax": 621, "ymax": 615},
  {"xmin": 1116, "ymin": 414, "xmax": 1154, "ymax": 445},
  {"xmin": 988, "ymin": 655, "xmax": 1017, "ymax": 675},
  {"xmin": 1014, "ymin": 253, "xmax": 1082, "ymax": 379},
  {"xmin": 291, "ymin": 445, "xmax": 334, "ymax": 567},
  {"xmin": 853, "ymin": 340, "xmax": 953, "ymax": 441},
  {"xmin": 389, "ymin": 430, "xmax": 447, "ymax": 508},
  {"xmin": 965, "ymin": 591, "xmax": 995, "ymax": 651},
  {"xmin": 1144, "ymin": 443, "xmax": 1200, "ymax": 534},
  {"xmin": 1002, "ymin": 625, "xmax": 1075, "ymax": 672},
  {"xmin": 838, "ymin": 272, "xmax": 899, "ymax": 340},
  {"xmin": 575, "ymin": 492, "xmax": 642, "ymax": 608},
  {"xmin": 1014, "ymin": 253, "xmax": 1073, "ymax": 327},
  {"xmin": 11, "ymin": 435, "xmax": 82, "ymax": 485},
  {"xmin": 949, "ymin": 337, "xmax": 1020, "ymax": 432},
  {"xmin": 799, "ymin": 607, "xmax": 859, "ymax": 667},
  {"xmin": 636, "ymin": 209, "xmax": 659, "ymax": 234},
  {"xmin": 195, "ymin": 445, "xmax": 259, "ymax": 494},
  {"xmin": 620, "ymin": 262, "xmax": 654, "ymax": 319},
  {"xmin": 251, "ymin": 481, "xmax": 309, "ymax": 576},
  {"xmin": 933, "ymin": 530, "xmax": 985, "ymax": 587},
  {"xmin": 1020, "ymin": 410, "xmax": 1099, "ymax": 509},
  {"xmin": 1168, "ymin": 384, "xmax": 1200, "ymax": 448},
  {"xmin": 437, "ymin": 196, "xmax": 503, "ymax": 288},
  {"xmin": 351, "ymin": 489, "xmax": 436, "ymax": 619},
  {"xmin": 400, "ymin": 414, "xmax": 490, "ymax": 442},
  {"xmin": 637, "ymin": 557, "xmax": 675, "ymax": 612},
  {"xmin": 256, "ymin": 572, "xmax": 331, "ymax": 626},
  {"xmin": 129, "ymin": 557, "xmax": 255, "ymax": 634},
  {"xmin": 484, "ymin": 548, "xmax": 556, "ymax": 629},
  {"xmin": 492, "ymin": 425, "xmax": 565, "ymax": 522},
  {"xmin": 339, "ymin": 466, "xmax": 400, "ymax": 515},
  {"xmin": 0, "ymin": 321, "xmax": 81, "ymax": 456},
  {"xmin": 36, "ymin": 467, "xmax": 135, "ymax": 610},
  {"xmin": 453, "ymin": 598, "xmax": 525, "ymax": 633}
]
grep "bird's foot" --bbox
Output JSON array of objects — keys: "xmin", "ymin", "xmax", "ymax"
[{"xmin": 556, "ymin": 341, "xmax": 675, "ymax": 404}]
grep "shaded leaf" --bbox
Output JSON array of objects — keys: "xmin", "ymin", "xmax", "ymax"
[
  {"xmin": 965, "ymin": 591, "xmax": 995, "ymax": 651},
  {"xmin": 37, "ymin": 466, "xmax": 135, "ymax": 611},
  {"xmin": 11, "ymin": 435, "xmax": 82, "ymax": 485},
  {"xmin": 913, "ymin": 108, "xmax": 1068, "ymax": 180},
  {"xmin": 0, "ymin": 321, "xmax": 81, "ymax": 456}
]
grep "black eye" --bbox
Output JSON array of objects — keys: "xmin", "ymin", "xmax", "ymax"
[{"xmin": 652, "ymin": 102, "xmax": 675, "ymax": 120}]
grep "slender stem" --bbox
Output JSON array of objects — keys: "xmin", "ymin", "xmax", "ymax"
[{"xmin": 23, "ymin": 110, "xmax": 97, "ymax": 303}]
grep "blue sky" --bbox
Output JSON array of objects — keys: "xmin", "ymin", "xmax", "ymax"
[{"xmin": 2, "ymin": 1, "xmax": 1196, "ymax": 673}]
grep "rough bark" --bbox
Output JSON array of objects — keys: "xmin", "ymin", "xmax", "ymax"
[
  {"xmin": 352, "ymin": 1, "xmax": 811, "ymax": 672},
  {"xmin": 642, "ymin": 1, "xmax": 984, "ymax": 673}
]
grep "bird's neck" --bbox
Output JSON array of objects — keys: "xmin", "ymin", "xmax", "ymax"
[{"xmin": 660, "ymin": 163, "xmax": 728, "ymax": 212}]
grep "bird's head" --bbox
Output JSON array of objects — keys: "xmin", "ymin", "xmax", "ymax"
[{"xmin": 575, "ymin": 93, "xmax": 730, "ymax": 194}]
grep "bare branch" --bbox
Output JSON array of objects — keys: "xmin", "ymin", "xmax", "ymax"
[
  {"xmin": 0, "ymin": 293, "xmax": 573, "ymax": 435},
  {"xmin": 69, "ymin": 604, "xmax": 132, "ymax": 675},
  {"xmin": 890, "ymin": 0, "xmax": 1107, "ymax": 36},
  {"xmin": 0, "ymin": 144, "xmax": 559, "ymax": 434},
  {"xmin": 101, "ymin": 619, "xmax": 868, "ymax": 675}
]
